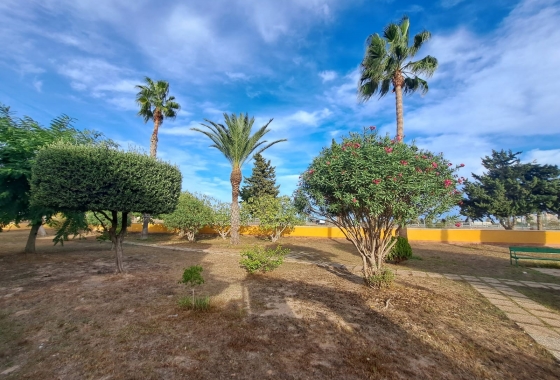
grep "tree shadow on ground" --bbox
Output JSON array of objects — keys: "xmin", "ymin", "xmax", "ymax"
[{"xmin": 240, "ymin": 275, "xmax": 560, "ymax": 380}]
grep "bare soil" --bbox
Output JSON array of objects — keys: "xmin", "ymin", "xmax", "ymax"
[{"xmin": 1, "ymin": 229, "xmax": 559, "ymax": 379}]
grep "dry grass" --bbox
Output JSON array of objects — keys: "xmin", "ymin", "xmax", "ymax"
[{"xmin": 0, "ymin": 229, "xmax": 559, "ymax": 379}]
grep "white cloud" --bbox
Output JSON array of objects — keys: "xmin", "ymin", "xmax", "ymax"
[
  {"xmin": 319, "ymin": 70, "xmax": 337, "ymax": 82},
  {"xmin": 32, "ymin": 79, "xmax": 43, "ymax": 92},
  {"xmin": 440, "ymin": 0, "xmax": 465, "ymax": 8},
  {"xmin": 524, "ymin": 149, "xmax": 560, "ymax": 166}
]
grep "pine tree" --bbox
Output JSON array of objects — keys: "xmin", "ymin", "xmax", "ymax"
[{"xmin": 240, "ymin": 153, "xmax": 280, "ymax": 202}]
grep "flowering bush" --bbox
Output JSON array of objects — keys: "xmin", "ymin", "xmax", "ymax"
[{"xmin": 294, "ymin": 128, "xmax": 463, "ymax": 286}]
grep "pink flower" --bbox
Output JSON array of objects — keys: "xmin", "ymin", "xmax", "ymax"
[
  {"xmin": 443, "ymin": 179, "xmax": 453, "ymax": 188},
  {"xmin": 372, "ymin": 179, "xmax": 381, "ymax": 184},
  {"xmin": 431, "ymin": 162, "xmax": 438, "ymax": 168},
  {"xmin": 448, "ymin": 163, "xmax": 452, "ymax": 166},
  {"xmin": 396, "ymin": 135, "xmax": 402, "ymax": 141},
  {"xmin": 352, "ymin": 198, "xmax": 357, "ymax": 203},
  {"xmin": 354, "ymin": 143, "xmax": 361, "ymax": 148},
  {"xmin": 385, "ymin": 147, "xmax": 393, "ymax": 153},
  {"xmin": 435, "ymin": 172, "xmax": 440, "ymax": 176},
  {"xmin": 421, "ymin": 155, "xmax": 427, "ymax": 159},
  {"xmin": 369, "ymin": 126, "xmax": 376, "ymax": 131},
  {"xmin": 398, "ymin": 173, "xmax": 402, "ymax": 177},
  {"xmin": 326, "ymin": 161, "xmax": 330, "ymax": 165},
  {"xmin": 459, "ymin": 163, "xmax": 465, "ymax": 167},
  {"xmin": 458, "ymin": 201, "xmax": 463, "ymax": 205},
  {"xmin": 309, "ymin": 169, "xmax": 315, "ymax": 174},
  {"xmin": 400, "ymin": 160, "xmax": 408, "ymax": 165},
  {"xmin": 455, "ymin": 222, "xmax": 462, "ymax": 228}
]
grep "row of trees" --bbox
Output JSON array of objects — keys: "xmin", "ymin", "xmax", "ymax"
[
  {"xmin": 162, "ymin": 191, "xmax": 302, "ymax": 243},
  {"xmin": 461, "ymin": 150, "xmax": 560, "ymax": 230}
]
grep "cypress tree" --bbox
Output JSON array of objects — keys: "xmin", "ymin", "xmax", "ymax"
[{"xmin": 240, "ymin": 153, "xmax": 280, "ymax": 202}]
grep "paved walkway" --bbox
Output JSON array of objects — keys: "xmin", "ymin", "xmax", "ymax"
[{"xmin": 125, "ymin": 241, "xmax": 560, "ymax": 361}]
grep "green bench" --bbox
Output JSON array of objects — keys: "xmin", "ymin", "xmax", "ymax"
[{"xmin": 509, "ymin": 246, "xmax": 560, "ymax": 266}]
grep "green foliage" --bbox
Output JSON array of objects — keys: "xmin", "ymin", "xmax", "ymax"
[
  {"xmin": 0, "ymin": 104, "xmax": 115, "ymax": 227},
  {"xmin": 31, "ymin": 143, "xmax": 181, "ymax": 215},
  {"xmin": 30, "ymin": 143, "xmax": 181, "ymax": 272},
  {"xmin": 162, "ymin": 192, "xmax": 213, "ymax": 241},
  {"xmin": 85, "ymin": 211, "xmax": 131, "ymax": 242},
  {"xmin": 240, "ymin": 245, "xmax": 290, "ymax": 274},
  {"xmin": 244, "ymin": 195, "xmax": 304, "ymax": 242},
  {"xmin": 359, "ymin": 16, "xmax": 437, "ymax": 101},
  {"xmin": 191, "ymin": 113, "xmax": 287, "ymax": 245},
  {"xmin": 386, "ymin": 236, "xmax": 413, "ymax": 263},
  {"xmin": 135, "ymin": 77, "xmax": 181, "ymax": 124},
  {"xmin": 178, "ymin": 295, "xmax": 210, "ymax": 311},
  {"xmin": 48, "ymin": 211, "xmax": 90, "ymax": 246},
  {"xmin": 240, "ymin": 153, "xmax": 280, "ymax": 203},
  {"xmin": 295, "ymin": 128, "xmax": 462, "ymax": 281},
  {"xmin": 206, "ymin": 197, "xmax": 232, "ymax": 239},
  {"xmin": 366, "ymin": 268, "xmax": 395, "ymax": 289},
  {"xmin": 180, "ymin": 265, "xmax": 205, "ymax": 287},
  {"xmin": 461, "ymin": 150, "xmax": 560, "ymax": 230}
]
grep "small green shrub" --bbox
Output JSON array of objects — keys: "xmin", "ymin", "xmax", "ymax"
[
  {"xmin": 366, "ymin": 268, "xmax": 395, "ymax": 288},
  {"xmin": 178, "ymin": 295, "xmax": 211, "ymax": 311},
  {"xmin": 240, "ymin": 245, "xmax": 290, "ymax": 274},
  {"xmin": 387, "ymin": 236, "xmax": 413, "ymax": 263},
  {"xmin": 180, "ymin": 265, "xmax": 204, "ymax": 287}
]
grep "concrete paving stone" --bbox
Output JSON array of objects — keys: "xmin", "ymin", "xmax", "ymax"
[
  {"xmin": 499, "ymin": 290, "xmax": 527, "ymax": 297},
  {"xmin": 541, "ymin": 318, "xmax": 560, "ymax": 328},
  {"xmin": 504, "ymin": 313, "xmax": 544, "ymax": 325},
  {"xmin": 530, "ymin": 335, "xmax": 560, "ymax": 351},
  {"xmin": 525, "ymin": 283, "xmax": 551, "ymax": 289},
  {"xmin": 442, "ymin": 274, "xmax": 463, "ymax": 280},
  {"xmin": 529, "ymin": 310, "xmax": 560, "ymax": 320},
  {"xmin": 498, "ymin": 305, "xmax": 531, "ymax": 315},
  {"xmin": 485, "ymin": 293, "xmax": 513, "ymax": 301},
  {"xmin": 516, "ymin": 302, "xmax": 552, "ymax": 312},
  {"xmin": 550, "ymin": 350, "xmax": 560, "ymax": 361},
  {"xmin": 461, "ymin": 275, "xmax": 479, "ymax": 281},
  {"xmin": 486, "ymin": 298, "xmax": 520, "ymax": 308},
  {"xmin": 409, "ymin": 271, "xmax": 428, "ymax": 277},
  {"xmin": 501, "ymin": 281, "xmax": 523, "ymax": 287},
  {"xmin": 479, "ymin": 276, "xmax": 501, "ymax": 282},
  {"xmin": 517, "ymin": 323, "xmax": 560, "ymax": 338}
]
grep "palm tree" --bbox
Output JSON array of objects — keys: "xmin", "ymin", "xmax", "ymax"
[
  {"xmin": 358, "ymin": 16, "xmax": 437, "ymax": 140},
  {"xmin": 192, "ymin": 113, "xmax": 286, "ymax": 245},
  {"xmin": 135, "ymin": 77, "xmax": 180, "ymax": 239},
  {"xmin": 135, "ymin": 77, "xmax": 181, "ymax": 157}
]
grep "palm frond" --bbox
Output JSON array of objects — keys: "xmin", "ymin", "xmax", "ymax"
[
  {"xmin": 403, "ymin": 55, "xmax": 438, "ymax": 77},
  {"xmin": 403, "ymin": 76, "xmax": 429, "ymax": 95},
  {"xmin": 410, "ymin": 30, "xmax": 431, "ymax": 56}
]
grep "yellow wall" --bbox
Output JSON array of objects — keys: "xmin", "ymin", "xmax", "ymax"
[{"xmin": 128, "ymin": 223, "xmax": 560, "ymax": 246}]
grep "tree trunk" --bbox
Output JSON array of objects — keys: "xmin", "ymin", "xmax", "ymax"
[
  {"xmin": 113, "ymin": 234, "xmax": 125, "ymax": 274},
  {"xmin": 150, "ymin": 113, "xmax": 162, "ymax": 158},
  {"xmin": 24, "ymin": 222, "xmax": 42, "ymax": 253},
  {"xmin": 140, "ymin": 213, "xmax": 150, "ymax": 240},
  {"xmin": 537, "ymin": 212, "xmax": 543, "ymax": 231},
  {"xmin": 111, "ymin": 211, "xmax": 128, "ymax": 274},
  {"xmin": 144, "ymin": 112, "xmax": 162, "ymax": 240},
  {"xmin": 393, "ymin": 71, "xmax": 405, "ymax": 140},
  {"xmin": 230, "ymin": 166, "xmax": 242, "ymax": 245}
]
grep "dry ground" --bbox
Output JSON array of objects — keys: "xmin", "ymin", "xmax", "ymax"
[{"xmin": 1, "ymin": 229, "xmax": 559, "ymax": 379}]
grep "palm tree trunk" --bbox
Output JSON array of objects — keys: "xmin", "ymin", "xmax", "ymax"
[
  {"xmin": 395, "ymin": 85, "xmax": 404, "ymax": 140},
  {"xmin": 143, "ymin": 114, "xmax": 162, "ymax": 240},
  {"xmin": 230, "ymin": 166, "xmax": 242, "ymax": 245}
]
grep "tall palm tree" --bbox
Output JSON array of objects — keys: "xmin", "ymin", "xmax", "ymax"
[
  {"xmin": 192, "ymin": 113, "xmax": 286, "ymax": 245},
  {"xmin": 135, "ymin": 77, "xmax": 180, "ymax": 239},
  {"xmin": 358, "ymin": 16, "xmax": 437, "ymax": 140},
  {"xmin": 135, "ymin": 77, "xmax": 181, "ymax": 157}
]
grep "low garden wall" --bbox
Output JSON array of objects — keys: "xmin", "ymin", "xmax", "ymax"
[{"xmin": 128, "ymin": 224, "xmax": 560, "ymax": 246}]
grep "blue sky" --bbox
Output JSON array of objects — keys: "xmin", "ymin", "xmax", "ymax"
[{"xmin": 1, "ymin": 0, "xmax": 559, "ymax": 201}]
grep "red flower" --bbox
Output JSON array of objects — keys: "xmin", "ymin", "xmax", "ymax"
[
  {"xmin": 352, "ymin": 198, "xmax": 357, "ymax": 203},
  {"xmin": 385, "ymin": 147, "xmax": 393, "ymax": 153},
  {"xmin": 400, "ymin": 160, "xmax": 408, "ymax": 165},
  {"xmin": 372, "ymin": 179, "xmax": 381, "ymax": 184},
  {"xmin": 396, "ymin": 135, "xmax": 402, "ymax": 141},
  {"xmin": 444, "ymin": 179, "xmax": 453, "ymax": 188},
  {"xmin": 455, "ymin": 222, "xmax": 462, "ymax": 228},
  {"xmin": 309, "ymin": 169, "xmax": 315, "ymax": 174},
  {"xmin": 369, "ymin": 126, "xmax": 376, "ymax": 130},
  {"xmin": 431, "ymin": 162, "xmax": 438, "ymax": 168},
  {"xmin": 459, "ymin": 163, "xmax": 465, "ymax": 167},
  {"xmin": 421, "ymin": 155, "xmax": 427, "ymax": 159},
  {"xmin": 326, "ymin": 161, "xmax": 330, "ymax": 165},
  {"xmin": 448, "ymin": 163, "xmax": 452, "ymax": 166}
]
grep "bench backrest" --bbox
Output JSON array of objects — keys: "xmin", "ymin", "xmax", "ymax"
[{"xmin": 510, "ymin": 246, "xmax": 560, "ymax": 254}]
